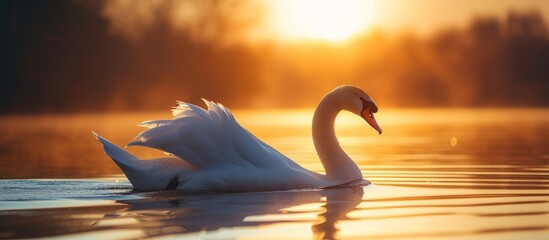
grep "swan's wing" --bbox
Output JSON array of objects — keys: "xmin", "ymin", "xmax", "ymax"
[{"xmin": 127, "ymin": 100, "xmax": 296, "ymax": 170}]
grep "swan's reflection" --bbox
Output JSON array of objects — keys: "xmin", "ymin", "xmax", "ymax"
[
  {"xmin": 0, "ymin": 186, "xmax": 363, "ymax": 239},
  {"xmin": 112, "ymin": 186, "xmax": 365, "ymax": 239},
  {"xmin": 312, "ymin": 187, "xmax": 364, "ymax": 240}
]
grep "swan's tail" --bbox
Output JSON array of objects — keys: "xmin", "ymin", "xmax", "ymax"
[
  {"xmin": 92, "ymin": 131, "xmax": 193, "ymax": 191},
  {"xmin": 93, "ymin": 131, "xmax": 140, "ymax": 163}
]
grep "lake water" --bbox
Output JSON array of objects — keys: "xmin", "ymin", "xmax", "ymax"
[{"xmin": 0, "ymin": 108, "xmax": 548, "ymax": 239}]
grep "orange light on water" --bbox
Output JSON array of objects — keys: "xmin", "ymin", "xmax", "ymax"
[{"xmin": 450, "ymin": 137, "xmax": 458, "ymax": 147}]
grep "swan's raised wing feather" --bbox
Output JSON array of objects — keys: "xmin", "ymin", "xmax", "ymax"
[{"xmin": 127, "ymin": 100, "xmax": 292, "ymax": 170}]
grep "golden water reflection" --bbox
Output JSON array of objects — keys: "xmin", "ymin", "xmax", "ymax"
[
  {"xmin": 0, "ymin": 108, "xmax": 548, "ymax": 239},
  {"xmin": 0, "ymin": 183, "xmax": 547, "ymax": 239}
]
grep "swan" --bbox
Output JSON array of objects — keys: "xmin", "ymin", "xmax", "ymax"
[{"xmin": 94, "ymin": 85, "xmax": 382, "ymax": 192}]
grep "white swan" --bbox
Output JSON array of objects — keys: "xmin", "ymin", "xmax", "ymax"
[{"xmin": 94, "ymin": 85, "xmax": 382, "ymax": 192}]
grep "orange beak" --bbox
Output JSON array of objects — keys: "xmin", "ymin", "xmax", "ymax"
[{"xmin": 361, "ymin": 107, "xmax": 382, "ymax": 134}]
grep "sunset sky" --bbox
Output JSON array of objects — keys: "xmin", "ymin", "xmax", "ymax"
[
  {"xmin": 2, "ymin": 0, "xmax": 549, "ymax": 112},
  {"xmin": 100, "ymin": 0, "xmax": 549, "ymax": 44},
  {"xmin": 264, "ymin": 0, "xmax": 549, "ymax": 42}
]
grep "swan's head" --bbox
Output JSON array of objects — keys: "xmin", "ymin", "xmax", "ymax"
[{"xmin": 333, "ymin": 85, "xmax": 382, "ymax": 134}]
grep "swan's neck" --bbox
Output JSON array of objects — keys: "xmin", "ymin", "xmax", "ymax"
[{"xmin": 312, "ymin": 94, "xmax": 362, "ymax": 183}]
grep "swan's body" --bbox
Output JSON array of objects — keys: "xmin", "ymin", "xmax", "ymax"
[{"xmin": 95, "ymin": 85, "xmax": 381, "ymax": 192}]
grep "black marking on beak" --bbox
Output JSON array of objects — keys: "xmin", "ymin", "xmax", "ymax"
[
  {"xmin": 165, "ymin": 177, "xmax": 179, "ymax": 190},
  {"xmin": 360, "ymin": 97, "xmax": 378, "ymax": 113}
]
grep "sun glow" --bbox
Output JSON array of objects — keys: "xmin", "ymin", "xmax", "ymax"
[{"xmin": 268, "ymin": 0, "xmax": 374, "ymax": 42}]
